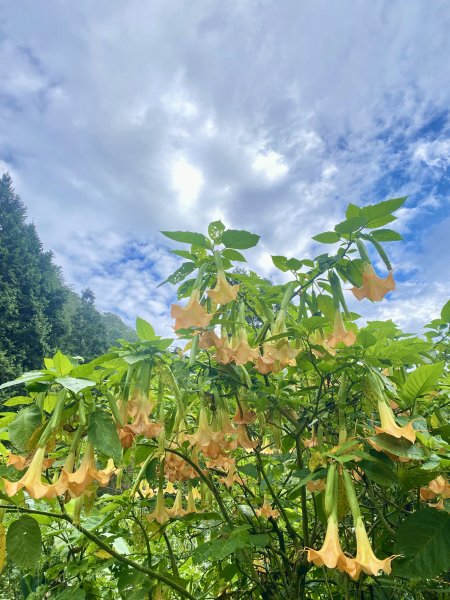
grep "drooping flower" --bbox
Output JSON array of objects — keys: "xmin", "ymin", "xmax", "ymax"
[
  {"xmin": 255, "ymin": 499, "xmax": 280, "ymax": 519},
  {"xmin": 231, "ymin": 328, "xmax": 259, "ymax": 365},
  {"xmin": 327, "ymin": 312, "xmax": 356, "ymax": 349},
  {"xmin": 220, "ymin": 460, "xmax": 244, "ymax": 488},
  {"xmin": 351, "ymin": 263, "xmax": 395, "ymax": 302},
  {"xmin": 171, "ymin": 289, "xmax": 213, "ymax": 332},
  {"xmin": 303, "ymin": 430, "xmax": 318, "ymax": 449},
  {"xmin": 215, "ymin": 337, "xmax": 235, "ymax": 365},
  {"xmin": 3, "ymin": 446, "xmax": 60, "ymax": 499},
  {"xmin": 256, "ymin": 310, "xmax": 299, "ymax": 373},
  {"xmin": 199, "ymin": 330, "xmax": 225, "ymax": 350},
  {"xmin": 120, "ymin": 391, "xmax": 163, "ymax": 441},
  {"xmin": 233, "ymin": 407, "xmax": 257, "ymax": 425},
  {"xmin": 306, "ymin": 479, "xmax": 326, "ymax": 493},
  {"xmin": 348, "ymin": 516, "xmax": 396, "ymax": 579},
  {"xmin": 420, "ymin": 476, "xmax": 450, "ymax": 501},
  {"xmin": 7, "ymin": 451, "xmax": 54, "ymax": 471},
  {"xmin": 168, "ymin": 488, "xmax": 186, "ymax": 517},
  {"xmin": 64, "ymin": 443, "xmax": 115, "ymax": 498},
  {"xmin": 236, "ymin": 424, "xmax": 257, "ymax": 451},
  {"xmin": 306, "ymin": 511, "xmax": 351, "ymax": 573},
  {"xmin": 207, "ymin": 271, "xmax": 239, "ymax": 305},
  {"xmin": 374, "ymin": 399, "xmax": 416, "ymax": 443},
  {"xmin": 147, "ymin": 490, "xmax": 172, "ymax": 524},
  {"xmin": 186, "ymin": 408, "xmax": 232, "ymax": 459}
]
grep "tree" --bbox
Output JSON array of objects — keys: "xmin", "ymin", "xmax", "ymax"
[{"xmin": 0, "ymin": 198, "xmax": 448, "ymax": 600}]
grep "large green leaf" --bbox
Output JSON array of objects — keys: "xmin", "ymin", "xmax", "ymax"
[
  {"xmin": 221, "ymin": 229, "xmax": 260, "ymax": 249},
  {"xmin": 312, "ymin": 231, "xmax": 340, "ymax": 244},
  {"xmin": 135, "ymin": 317, "xmax": 155, "ymax": 341},
  {"xmin": 369, "ymin": 229, "xmax": 403, "ymax": 242},
  {"xmin": 400, "ymin": 362, "xmax": 445, "ymax": 404},
  {"xmin": 55, "ymin": 377, "xmax": 96, "ymax": 394},
  {"xmin": 160, "ymin": 230, "xmax": 211, "ymax": 248},
  {"xmin": 87, "ymin": 410, "xmax": 122, "ymax": 462},
  {"xmin": 6, "ymin": 516, "xmax": 42, "ymax": 571},
  {"xmin": 9, "ymin": 405, "xmax": 42, "ymax": 452},
  {"xmin": 441, "ymin": 299, "xmax": 450, "ymax": 323},
  {"xmin": 393, "ymin": 509, "xmax": 450, "ymax": 579},
  {"xmin": 53, "ymin": 350, "xmax": 73, "ymax": 376},
  {"xmin": 334, "ymin": 217, "xmax": 367, "ymax": 234},
  {"xmin": 362, "ymin": 197, "xmax": 406, "ymax": 223},
  {"xmin": 208, "ymin": 220, "xmax": 225, "ymax": 242}
]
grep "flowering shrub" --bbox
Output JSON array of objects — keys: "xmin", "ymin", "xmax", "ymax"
[{"xmin": 0, "ymin": 197, "xmax": 449, "ymax": 599}]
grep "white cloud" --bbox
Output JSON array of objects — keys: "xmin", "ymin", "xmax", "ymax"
[{"xmin": 1, "ymin": 1, "xmax": 450, "ymax": 331}]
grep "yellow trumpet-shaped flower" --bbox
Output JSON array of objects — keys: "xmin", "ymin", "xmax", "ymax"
[
  {"xmin": 351, "ymin": 263, "xmax": 395, "ymax": 302},
  {"xmin": 64, "ymin": 443, "xmax": 115, "ymax": 498},
  {"xmin": 374, "ymin": 399, "xmax": 416, "ymax": 443},
  {"xmin": 348, "ymin": 517, "xmax": 395, "ymax": 579},
  {"xmin": 147, "ymin": 490, "xmax": 172, "ymax": 524},
  {"xmin": 3, "ymin": 446, "xmax": 60, "ymax": 499},
  {"xmin": 306, "ymin": 512, "xmax": 351, "ymax": 572},
  {"xmin": 171, "ymin": 289, "xmax": 213, "ymax": 332},
  {"xmin": 207, "ymin": 271, "xmax": 239, "ymax": 305},
  {"xmin": 327, "ymin": 312, "xmax": 356, "ymax": 349}
]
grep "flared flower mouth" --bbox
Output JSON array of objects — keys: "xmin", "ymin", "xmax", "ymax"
[
  {"xmin": 64, "ymin": 443, "xmax": 115, "ymax": 498},
  {"xmin": 207, "ymin": 271, "xmax": 239, "ymax": 305},
  {"xmin": 351, "ymin": 263, "xmax": 395, "ymax": 302},
  {"xmin": 255, "ymin": 500, "xmax": 280, "ymax": 519},
  {"xmin": 306, "ymin": 513, "xmax": 349, "ymax": 571},
  {"xmin": 171, "ymin": 289, "xmax": 213, "ymax": 332},
  {"xmin": 3, "ymin": 446, "xmax": 60, "ymax": 500},
  {"xmin": 351, "ymin": 516, "xmax": 396, "ymax": 578},
  {"xmin": 147, "ymin": 490, "xmax": 172, "ymax": 524},
  {"xmin": 327, "ymin": 312, "xmax": 356, "ymax": 349},
  {"xmin": 118, "ymin": 391, "xmax": 163, "ymax": 444},
  {"xmin": 374, "ymin": 399, "xmax": 416, "ymax": 443}
]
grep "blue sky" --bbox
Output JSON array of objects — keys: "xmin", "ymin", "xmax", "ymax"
[{"xmin": 0, "ymin": 1, "xmax": 449, "ymax": 335}]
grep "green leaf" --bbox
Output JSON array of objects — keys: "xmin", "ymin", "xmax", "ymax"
[
  {"xmin": 334, "ymin": 217, "xmax": 367, "ymax": 234},
  {"xmin": 346, "ymin": 203, "xmax": 362, "ymax": 219},
  {"xmin": 370, "ymin": 229, "xmax": 403, "ymax": 242},
  {"xmin": 393, "ymin": 509, "xmax": 450, "ymax": 579},
  {"xmin": 312, "ymin": 231, "xmax": 341, "ymax": 244},
  {"xmin": 441, "ymin": 299, "xmax": 450, "ymax": 323},
  {"xmin": 400, "ymin": 362, "xmax": 445, "ymax": 404},
  {"xmin": 369, "ymin": 435, "xmax": 427, "ymax": 460},
  {"xmin": 54, "ymin": 590, "xmax": 86, "ymax": 600},
  {"xmin": 364, "ymin": 214, "xmax": 397, "ymax": 229},
  {"xmin": 362, "ymin": 197, "xmax": 407, "ymax": 223},
  {"xmin": 6, "ymin": 516, "xmax": 42, "ymax": 571},
  {"xmin": 222, "ymin": 229, "xmax": 260, "ymax": 249},
  {"xmin": 271, "ymin": 256, "xmax": 289, "ymax": 272},
  {"xmin": 0, "ymin": 371, "xmax": 48, "ymax": 391},
  {"xmin": 9, "ymin": 405, "xmax": 42, "ymax": 452},
  {"xmin": 87, "ymin": 410, "xmax": 122, "ymax": 463},
  {"xmin": 2, "ymin": 396, "xmax": 34, "ymax": 407},
  {"xmin": 222, "ymin": 249, "xmax": 247, "ymax": 262},
  {"xmin": 170, "ymin": 249, "xmax": 194, "ymax": 260},
  {"xmin": 53, "ymin": 351, "xmax": 73, "ymax": 376},
  {"xmin": 160, "ymin": 230, "xmax": 211, "ymax": 248},
  {"xmin": 158, "ymin": 262, "xmax": 196, "ymax": 287},
  {"xmin": 356, "ymin": 330, "xmax": 376, "ymax": 348},
  {"xmin": 55, "ymin": 377, "xmax": 96, "ymax": 394},
  {"xmin": 359, "ymin": 455, "xmax": 397, "ymax": 487},
  {"xmin": 135, "ymin": 317, "xmax": 155, "ymax": 341},
  {"xmin": 208, "ymin": 220, "xmax": 225, "ymax": 242}
]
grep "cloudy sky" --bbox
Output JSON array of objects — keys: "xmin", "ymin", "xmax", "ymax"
[{"xmin": 1, "ymin": 1, "xmax": 449, "ymax": 335}]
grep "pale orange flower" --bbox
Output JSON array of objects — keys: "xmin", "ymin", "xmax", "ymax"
[
  {"xmin": 256, "ymin": 350, "xmax": 276, "ymax": 374},
  {"xmin": 64, "ymin": 443, "xmax": 115, "ymax": 498},
  {"xmin": 7, "ymin": 451, "xmax": 54, "ymax": 471},
  {"xmin": 233, "ymin": 408, "xmax": 257, "ymax": 425},
  {"xmin": 310, "ymin": 331, "xmax": 336, "ymax": 358},
  {"xmin": 220, "ymin": 461, "xmax": 244, "ymax": 488},
  {"xmin": 199, "ymin": 330, "xmax": 225, "ymax": 350},
  {"xmin": 351, "ymin": 263, "xmax": 395, "ymax": 302},
  {"xmin": 121, "ymin": 392, "xmax": 163, "ymax": 441},
  {"xmin": 3, "ymin": 446, "xmax": 60, "ymax": 499},
  {"xmin": 231, "ymin": 328, "xmax": 259, "ymax": 365},
  {"xmin": 215, "ymin": 337, "xmax": 235, "ymax": 365},
  {"xmin": 168, "ymin": 488, "xmax": 186, "ymax": 517},
  {"xmin": 255, "ymin": 500, "xmax": 280, "ymax": 519},
  {"xmin": 207, "ymin": 271, "xmax": 239, "ymax": 305},
  {"xmin": 307, "ymin": 479, "xmax": 326, "ymax": 493},
  {"xmin": 327, "ymin": 312, "xmax": 356, "ymax": 348},
  {"xmin": 303, "ymin": 430, "xmax": 318, "ymax": 449},
  {"xmin": 374, "ymin": 399, "xmax": 416, "ymax": 443},
  {"xmin": 348, "ymin": 517, "xmax": 396, "ymax": 579},
  {"xmin": 147, "ymin": 490, "xmax": 171, "ymax": 524},
  {"xmin": 236, "ymin": 424, "xmax": 257, "ymax": 451},
  {"xmin": 306, "ymin": 512, "xmax": 351, "ymax": 572},
  {"xmin": 420, "ymin": 476, "xmax": 450, "ymax": 501},
  {"xmin": 186, "ymin": 408, "xmax": 231, "ymax": 459},
  {"xmin": 171, "ymin": 289, "xmax": 213, "ymax": 332}
]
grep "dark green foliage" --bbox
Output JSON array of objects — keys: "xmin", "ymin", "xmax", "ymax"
[{"xmin": 0, "ymin": 173, "xmax": 135, "ymax": 381}]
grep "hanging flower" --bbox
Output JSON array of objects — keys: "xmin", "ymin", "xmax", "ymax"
[
  {"xmin": 348, "ymin": 516, "xmax": 396, "ymax": 579},
  {"xmin": 374, "ymin": 399, "xmax": 416, "ymax": 443},
  {"xmin": 233, "ymin": 407, "xmax": 257, "ymax": 425},
  {"xmin": 215, "ymin": 337, "xmax": 235, "ymax": 365},
  {"xmin": 327, "ymin": 312, "xmax": 356, "ymax": 348},
  {"xmin": 64, "ymin": 443, "xmax": 115, "ymax": 498},
  {"xmin": 420, "ymin": 476, "xmax": 450, "ymax": 501},
  {"xmin": 207, "ymin": 271, "xmax": 239, "ymax": 305},
  {"xmin": 306, "ymin": 479, "xmax": 326, "ymax": 493},
  {"xmin": 147, "ymin": 490, "xmax": 172, "ymax": 524},
  {"xmin": 255, "ymin": 499, "xmax": 280, "ymax": 519},
  {"xmin": 351, "ymin": 263, "xmax": 395, "ymax": 302},
  {"xmin": 236, "ymin": 424, "xmax": 257, "ymax": 451},
  {"xmin": 3, "ymin": 446, "xmax": 60, "ymax": 499},
  {"xmin": 303, "ymin": 430, "xmax": 319, "ymax": 449},
  {"xmin": 220, "ymin": 461, "xmax": 244, "ymax": 488},
  {"xmin": 7, "ymin": 451, "xmax": 54, "ymax": 471},
  {"xmin": 171, "ymin": 289, "xmax": 213, "ymax": 332},
  {"xmin": 199, "ymin": 330, "xmax": 225, "ymax": 350},
  {"xmin": 306, "ymin": 511, "xmax": 351, "ymax": 573},
  {"xmin": 168, "ymin": 488, "xmax": 186, "ymax": 517},
  {"xmin": 186, "ymin": 408, "xmax": 232, "ymax": 459},
  {"xmin": 120, "ymin": 391, "xmax": 163, "ymax": 442},
  {"xmin": 231, "ymin": 328, "xmax": 259, "ymax": 365}
]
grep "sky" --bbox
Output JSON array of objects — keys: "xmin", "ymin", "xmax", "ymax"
[{"xmin": 1, "ymin": 1, "xmax": 449, "ymax": 336}]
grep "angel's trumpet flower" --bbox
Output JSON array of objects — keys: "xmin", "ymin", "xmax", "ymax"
[
  {"xmin": 207, "ymin": 270, "xmax": 239, "ymax": 305},
  {"xmin": 307, "ymin": 511, "xmax": 351, "ymax": 573},
  {"xmin": 171, "ymin": 289, "xmax": 213, "ymax": 332},
  {"xmin": 3, "ymin": 446, "xmax": 60, "ymax": 499},
  {"xmin": 327, "ymin": 312, "xmax": 356, "ymax": 348},
  {"xmin": 64, "ymin": 443, "xmax": 115, "ymax": 498},
  {"xmin": 351, "ymin": 263, "xmax": 395, "ymax": 302},
  {"xmin": 375, "ymin": 398, "xmax": 416, "ymax": 443},
  {"xmin": 7, "ymin": 451, "xmax": 54, "ymax": 471},
  {"xmin": 255, "ymin": 498, "xmax": 280, "ymax": 519},
  {"xmin": 231, "ymin": 328, "xmax": 259, "ymax": 365},
  {"xmin": 348, "ymin": 517, "xmax": 395, "ymax": 579},
  {"xmin": 147, "ymin": 490, "xmax": 171, "ymax": 524}
]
